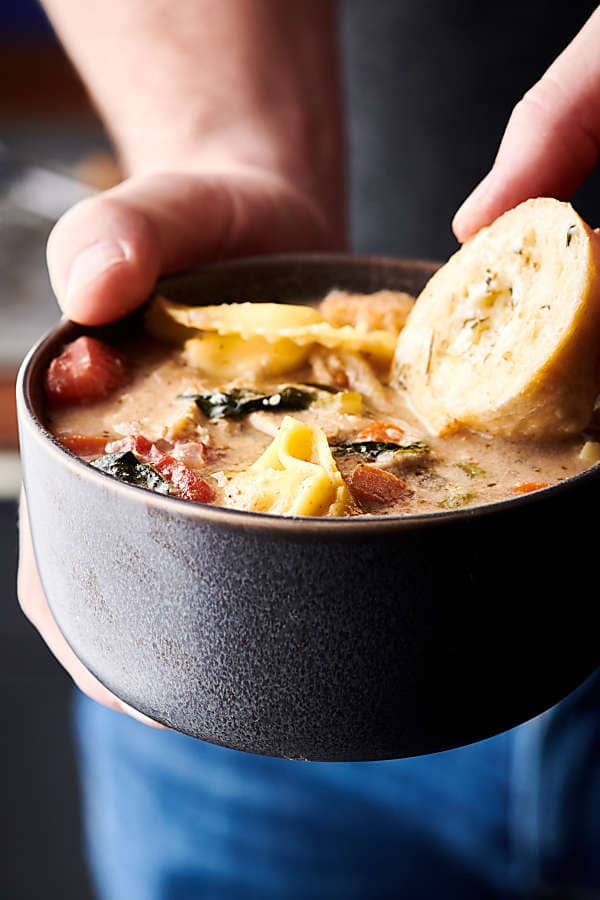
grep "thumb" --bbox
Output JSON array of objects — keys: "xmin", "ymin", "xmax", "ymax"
[
  {"xmin": 453, "ymin": 6, "xmax": 600, "ymax": 242},
  {"xmin": 48, "ymin": 168, "xmax": 334, "ymax": 326}
]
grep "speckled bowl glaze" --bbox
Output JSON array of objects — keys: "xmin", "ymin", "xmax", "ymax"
[{"xmin": 17, "ymin": 254, "xmax": 600, "ymax": 761}]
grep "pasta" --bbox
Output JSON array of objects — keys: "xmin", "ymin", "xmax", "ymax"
[{"xmin": 222, "ymin": 416, "xmax": 350, "ymax": 516}]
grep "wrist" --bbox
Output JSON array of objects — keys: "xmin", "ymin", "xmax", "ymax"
[{"xmin": 120, "ymin": 121, "xmax": 305, "ymax": 185}]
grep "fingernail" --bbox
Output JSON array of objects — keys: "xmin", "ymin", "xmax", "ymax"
[
  {"xmin": 65, "ymin": 240, "xmax": 130, "ymax": 307},
  {"xmin": 118, "ymin": 700, "xmax": 169, "ymax": 729}
]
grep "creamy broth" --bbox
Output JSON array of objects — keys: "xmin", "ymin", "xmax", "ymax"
[{"xmin": 44, "ymin": 291, "xmax": 596, "ymax": 517}]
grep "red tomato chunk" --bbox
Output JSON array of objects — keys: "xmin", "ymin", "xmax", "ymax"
[
  {"xmin": 106, "ymin": 435, "xmax": 214, "ymax": 503},
  {"xmin": 105, "ymin": 434, "xmax": 154, "ymax": 457},
  {"xmin": 151, "ymin": 453, "xmax": 215, "ymax": 503},
  {"xmin": 45, "ymin": 336, "xmax": 128, "ymax": 406}
]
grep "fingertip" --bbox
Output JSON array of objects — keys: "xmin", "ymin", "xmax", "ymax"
[
  {"xmin": 452, "ymin": 174, "xmax": 495, "ymax": 243},
  {"xmin": 62, "ymin": 246, "xmax": 159, "ymax": 326},
  {"xmin": 47, "ymin": 196, "xmax": 161, "ymax": 325},
  {"xmin": 451, "ymin": 208, "xmax": 474, "ymax": 244}
]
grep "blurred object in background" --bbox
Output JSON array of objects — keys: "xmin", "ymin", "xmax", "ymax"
[
  {"xmin": 0, "ymin": 147, "xmax": 120, "ymax": 450},
  {"xmin": 0, "ymin": 0, "xmax": 121, "ymax": 450},
  {"xmin": 0, "ymin": 2, "xmax": 115, "ymax": 898},
  {"xmin": 75, "ymin": 150, "xmax": 121, "ymax": 191},
  {"xmin": 0, "ymin": 147, "xmax": 92, "ymax": 367}
]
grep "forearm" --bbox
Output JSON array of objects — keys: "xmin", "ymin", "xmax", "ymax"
[{"xmin": 41, "ymin": 0, "xmax": 344, "ymax": 225}]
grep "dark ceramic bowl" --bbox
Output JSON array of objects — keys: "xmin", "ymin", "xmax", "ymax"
[{"xmin": 17, "ymin": 254, "xmax": 600, "ymax": 761}]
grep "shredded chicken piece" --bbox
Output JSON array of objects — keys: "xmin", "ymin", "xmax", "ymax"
[
  {"xmin": 309, "ymin": 347, "xmax": 349, "ymax": 390},
  {"xmin": 310, "ymin": 348, "xmax": 393, "ymax": 413},
  {"xmin": 247, "ymin": 411, "xmax": 281, "ymax": 437},
  {"xmin": 319, "ymin": 289, "xmax": 414, "ymax": 334}
]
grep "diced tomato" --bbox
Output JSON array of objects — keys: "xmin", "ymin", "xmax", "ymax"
[
  {"xmin": 58, "ymin": 423, "xmax": 213, "ymax": 503},
  {"xmin": 348, "ymin": 464, "xmax": 411, "ymax": 505},
  {"xmin": 512, "ymin": 481, "xmax": 550, "ymax": 495},
  {"xmin": 45, "ymin": 336, "xmax": 128, "ymax": 407},
  {"xmin": 105, "ymin": 434, "xmax": 154, "ymax": 457},
  {"xmin": 152, "ymin": 454, "xmax": 215, "ymax": 503},
  {"xmin": 356, "ymin": 421, "xmax": 405, "ymax": 443},
  {"xmin": 57, "ymin": 434, "xmax": 108, "ymax": 457}
]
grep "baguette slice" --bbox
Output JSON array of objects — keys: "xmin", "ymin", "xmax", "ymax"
[{"xmin": 394, "ymin": 198, "xmax": 600, "ymax": 439}]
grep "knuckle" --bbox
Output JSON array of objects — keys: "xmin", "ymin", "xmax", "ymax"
[{"xmin": 513, "ymin": 75, "xmax": 564, "ymax": 127}]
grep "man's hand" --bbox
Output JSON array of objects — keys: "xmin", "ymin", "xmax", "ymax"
[
  {"xmin": 19, "ymin": 0, "xmax": 344, "ymax": 723},
  {"xmin": 47, "ymin": 166, "xmax": 337, "ymax": 325},
  {"xmin": 18, "ymin": 166, "xmax": 340, "ymax": 725},
  {"xmin": 453, "ymin": 6, "xmax": 600, "ymax": 241}
]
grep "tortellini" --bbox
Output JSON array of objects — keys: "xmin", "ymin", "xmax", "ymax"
[
  {"xmin": 147, "ymin": 296, "xmax": 322, "ymax": 339},
  {"xmin": 146, "ymin": 296, "xmax": 397, "ymax": 371},
  {"xmin": 222, "ymin": 416, "xmax": 350, "ymax": 516},
  {"xmin": 183, "ymin": 334, "xmax": 309, "ymax": 379},
  {"xmin": 258, "ymin": 323, "xmax": 395, "ymax": 364}
]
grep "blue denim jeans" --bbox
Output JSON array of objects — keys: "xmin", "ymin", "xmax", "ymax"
[{"xmin": 74, "ymin": 669, "xmax": 600, "ymax": 900}]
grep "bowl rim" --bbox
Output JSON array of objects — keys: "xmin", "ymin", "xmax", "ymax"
[{"xmin": 17, "ymin": 251, "xmax": 600, "ymax": 537}]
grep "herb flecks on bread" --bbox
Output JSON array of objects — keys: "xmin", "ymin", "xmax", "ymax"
[{"xmin": 395, "ymin": 198, "xmax": 600, "ymax": 439}]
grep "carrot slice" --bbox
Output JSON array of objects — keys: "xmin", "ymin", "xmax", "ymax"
[
  {"xmin": 57, "ymin": 434, "xmax": 108, "ymax": 457},
  {"xmin": 356, "ymin": 421, "xmax": 405, "ymax": 443},
  {"xmin": 512, "ymin": 481, "xmax": 550, "ymax": 494},
  {"xmin": 349, "ymin": 464, "xmax": 411, "ymax": 505}
]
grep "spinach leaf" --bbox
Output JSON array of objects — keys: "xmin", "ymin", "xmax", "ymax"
[
  {"xmin": 183, "ymin": 386, "xmax": 316, "ymax": 419},
  {"xmin": 332, "ymin": 440, "xmax": 430, "ymax": 460},
  {"xmin": 301, "ymin": 382, "xmax": 338, "ymax": 394},
  {"xmin": 91, "ymin": 451, "xmax": 170, "ymax": 494}
]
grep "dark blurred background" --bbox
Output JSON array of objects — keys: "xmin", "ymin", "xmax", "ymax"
[
  {"xmin": 0, "ymin": 2, "xmax": 109, "ymax": 897},
  {"xmin": 2, "ymin": 1, "xmax": 600, "ymax": 898}
]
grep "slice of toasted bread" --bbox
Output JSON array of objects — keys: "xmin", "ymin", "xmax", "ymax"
[{"xmin": 394, "ymin": 198, "xmax": 600, "ymax": 439}]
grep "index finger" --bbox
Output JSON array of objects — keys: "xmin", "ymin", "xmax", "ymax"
[{"xmin": 453, "ymin": 6, "xmax": 600, "ymax": 241}]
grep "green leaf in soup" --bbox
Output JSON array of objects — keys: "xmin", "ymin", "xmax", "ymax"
[
  {"xmin": 332, "ymin": 440, "xmax": 430, "ymax": 460},
  {"xmin": 183, "ymin": 386, "xmax": 317, "ymax": 419},
  {"xmin": 91, "ymin": 451, "xmax": 170, "ymax": 494}
]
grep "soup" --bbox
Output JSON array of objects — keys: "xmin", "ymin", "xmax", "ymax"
[{"xmin": 43, "ymin": 287, "xmax": 596, "ymax": 517}]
